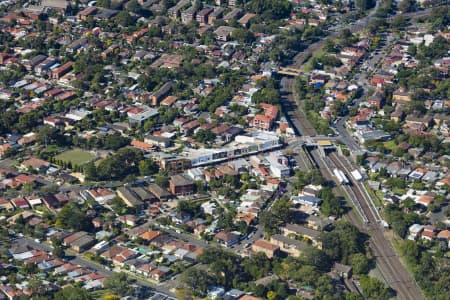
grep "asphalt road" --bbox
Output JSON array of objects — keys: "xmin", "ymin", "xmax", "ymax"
[{"xmin": 332, "ymin": 34, "xmax": 391, "ymax": 150}]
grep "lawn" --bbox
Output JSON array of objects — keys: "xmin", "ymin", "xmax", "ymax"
[
  {"xmin": 54, "ymin": 149, "xmax": 95, "ymax": 165},
  {"xmin": 383, "ymin": 140, "xmax": 397, "ymax": 151}
]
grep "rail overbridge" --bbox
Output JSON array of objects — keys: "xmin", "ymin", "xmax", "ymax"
[{"xmin": 276, "ymin": 67, "xmax": 302, "ymax": 77}]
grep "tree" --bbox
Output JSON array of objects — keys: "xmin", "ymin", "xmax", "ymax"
[
  {"xmin": 114, "ymin": 11, "xmax": 135, "ymax": 26},
  {"xmin": 345, "ymin": 292, "xmax": 363, "ymax": 300},
  {"xmin": 321, "ymin": 221, "xmax": 366, "ymax": 264},
  {"xmin": 391, "ymin": 16, "xmax": 407, "ymax": 30},
  {"xmin": 95, "ymin": 148, "xmax": 144, "ymax": 180},
  {"xmin": 252, "ymin": 87, "xmax": 281, "ymax": 105},
  {"xmin": 53, "ymin": 243, "xmax": 65, "ymax": 258},
  {"xmin": 181, "ymin": 268, "xmax": 213, "ymax": 297},
  {"xmin": 356, "ymin": 154, "xmax": 366, "ymax": 166},
  {"xmin": 248, "ymin": 0, "xmax": 292, "ymax": 19},
  {"xmin": 22, "ymin": 182, "xmax": 36, "ymax": 196},
  {"xmin": 300, "ymin": 247, "xmax": 332, "ymax": 271},
  {"xmin": 324, "ymin": 39, "xmax": 336, "ymax": 53},
  {"xmin": 54, "ymin": 286, "xmax": 91, "ymax": 300},
  {"xmin": 104, "ymin": 134, "xmax": 130, "ymax": 150},
  {"xmin": 104, "ymin": 272, "xmax": 133, "ymax": 296},
  {"xmin": 37, "ymin": 125, "xmax": 59, "ymax": 147},
  {"xmin": 155, "ymin": 172, "xmax": 169, "ymax": 188},
  {"xmin": 232, "ymin": 28, "xmax": 255, "ymax": 44},
  {"xmin": 288, "ymin": 264, "xmax": 319, "ymax": 286},
  {"xmin": 194, "ymin": 129, "xmax": 216, "ymax": 144},
  {"xmin": 260, "ymin": 211, "xmax": 279, "ymax": 235},
  {"xmin": 51, "ymin": 234, "xmax": 66, "ymax": 259},
  {"xmin": 126, "ymin": 0, "xmax": 142, "ymax": 14},
  {"xmin": 102, "ymin": 293, "xmax": 119, "ymax": 300},
  {"xmin": 349, "ymin": 253, "xmax": 371, "ymax": 274},
  {"xmin": 314, "ymin": 275, "xmax": 342, "ymax": 299},
  {"xmin": 244, "ymin": 252, "xmax": 272, "ymax": 279},
  {"xmin": 428, "ymin": 6, "xmax": 450, "ymax": 30},
  {"xmin": 319, "ymin": 187, "xmax": 344, "ymax": 217},
  {"xmin": 84, "ymin": 161, "xmax": 97, "ymax": 180},
  {"xmin": 271, "ymin": 197, "xmax": 293, "ymax": 222},
  {"xmin": 28, "ymin": 278, "xmax": 46, "ymax": 297},
  {"xmin": 17, "ymin": 112, "xmax": 40, "ymax": 133},
  {"xmin": 398, "ymin": 0, "xmax": 415, "ymax": 13},
  {"xmin": 55, "ymin": 203, "xmax": 88, "ymax": 231},
  {"xmin": 138, "ymin": 159, "xmax": 158, "ymax": 176},
  {"xmin": 195, "ymin": 180, "xmax": 206, "ymax": 194},
  {"xmin": 355, "ymin": 0, "xmax": 376, "ymax": 11},
  {"xmin": 267, "ymin": 291, "xmax": 277, "ymax": 300},
  {"xmin": 109, "ymin": 196, "xmax": 128, "ymax": 215},
  {"xmin": 359, "ymin": 276, "xmax": 393, "ymax": 300},
  {"xmin": 398, "ymin": 240, "xmax": 419, "ymax": 265},
  {"xmin": 260, "ymin": 197, "xmax": 293, "ymax": 234},
  {"xmin": 339, "ymin": 28, "xmax": 352, "ymax": 40}
]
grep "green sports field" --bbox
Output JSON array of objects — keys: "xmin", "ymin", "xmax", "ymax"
[{"xmin": 54, "ymin": 149, "xmax": 95, "ymax": 165}]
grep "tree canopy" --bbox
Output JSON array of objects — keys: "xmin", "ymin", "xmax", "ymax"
[
  {"xmin": 247, "ymin": 0, "xmax": 292, "ymax": 19},
  {"xmin": 104, "ymin": 272, "xmax": 133, "ymax": 296},
  {"xmin": 54, "ymin": 286, "xmax": 91, "ymax": 300},
  {"xmin": 55, "ymin": 202, "xmax": 89, "ymax": 231}
]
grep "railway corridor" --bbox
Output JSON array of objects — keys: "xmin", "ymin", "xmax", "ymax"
[{"xmin": 280, "ymin": 76, "xmax": 424, "ymax": 300}]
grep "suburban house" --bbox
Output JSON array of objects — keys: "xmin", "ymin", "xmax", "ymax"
[
  {"xmin": 269, "ymin": 234, "xmax": 308, "ymax": 257},
  {"xmin": 86, "ymin": 188, "xmax": 116, "ymax": 205},
  {"xmin": 214, "ymin": 26, "xmax": 235, "ymax": 41},
  {"xmin": 214, "ymin": 230, "xmax": 240, "ymax": 247},
  {"xmin": 169, "ymin": 174, "xmax": 195, "ymax": 196},
  {"xmin": 52, "ymin": 61, "xmax": 73, "ymax": 80},
  {"xmin": 147, "ymin": 184, "xmax": 171, "ymax": 201},
  {"xmin": 127, "ymin": 106, "xmax": 159, "ymax": 126},
  {"xmin": 251, "ymin": 239, "xmax": 280, "ymax": 258},
  {"xmin": 117, "ymin": 186, "xmax": 144, "ymax": 210},
  {"xmin": 21, "ymin": 157, "xmax": 50, "ymax": 173},
  {"xmin": 151, "ymin": 82, "xmax": 172, "ymax": 106},
  {"xmin": 144, "ymin": 135, "xmax": 173, "ymax": 148},
  {"xmin": 282, "ymin": 223, "xmax": 322, "ymax": 248}
]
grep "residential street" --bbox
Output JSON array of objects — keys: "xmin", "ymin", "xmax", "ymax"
[{"xmin": 15, "ymin": 237, "xmax": 176, "ymax": 298}]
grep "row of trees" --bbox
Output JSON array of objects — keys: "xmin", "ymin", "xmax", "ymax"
[{"xmin": 84, "ymin": 148, "xmax": 158, "ymax": 181}]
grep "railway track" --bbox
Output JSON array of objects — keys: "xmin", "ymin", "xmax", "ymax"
[
  {"xmin": 277, "ymin": 6, "xmax": 443, "ymax": 297},
  {"xmin": 328, "ymin": 153, "xmax": 379, "ymax": 224},
  {"xmin": 280, "ymin": 78, "xmax": 316, "ymax": 136},
  {"xmin": 326, "ymin": 153, "xmax": 423, "ymax": 300},
  {"xmin": 280, "ymin": 75, "xmax": 423, "ymax": 298},
  {"xmin": 310, "ymin": 148, "xmax": 369, "ymax": 224}
]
